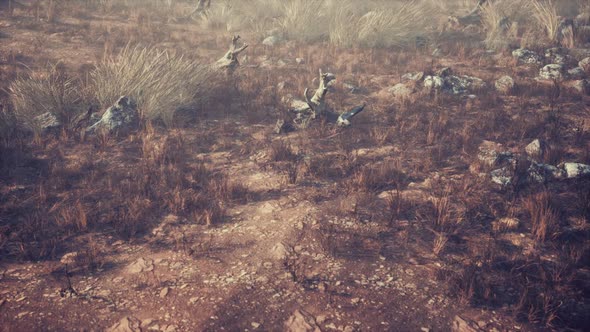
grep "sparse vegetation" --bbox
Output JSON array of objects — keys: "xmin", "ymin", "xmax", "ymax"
[{"xmin": 0, "ymin": 0, "xmax": 589, "ymax": 331}]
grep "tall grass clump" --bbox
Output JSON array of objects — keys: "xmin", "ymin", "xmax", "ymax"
[
  {"xmin": 9, "ymin": 63, "xmax": 82, "ymax": 135},
  {"xmin": 330, "ymin": 1, "xmax": 435, "ymax": 48},
  {"xmin": 480, "ymin": 0, "xmax": 532, "ymax": 50},
  {"xmin": 92, "ymin": 46, "xmax": 216, "ymax": 126},
  {"xmin": 531, "ymin": 0, "xmax": 560, "ymax": 44},
  {"xmin": 278, "ymin": 0, "xmax": 327, "ymax": 42}
]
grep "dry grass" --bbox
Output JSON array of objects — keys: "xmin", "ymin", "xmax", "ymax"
[
  {"xmin": 523, "ymin": 190, "xmax": 559, "ymax": 242},
  {"xmin": 531, "ymin": 0, "xmax": 561, "ymax": 44},
  {"xmin": 9, "ymin": 62, "xmax": 83, "ymax": 134},
  {"xmin": 92, "ymin": 45, "xmax": 216, "ymax": 127}
]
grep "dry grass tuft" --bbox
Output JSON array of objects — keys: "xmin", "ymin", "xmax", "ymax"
[
  {"xmin": 523, "ymin": 190, "xmax": 559, "ymax": 242},
  {"xmin": 92, "ymin": 45, "xmax": 216, "ymax": 126},
  {"xmin": 531, "ymin": 0, "xmax": 560, "ymax": 44},
  {"xmin": 9, "ymin": 62, "xmax": 83, "ymax": 134}
]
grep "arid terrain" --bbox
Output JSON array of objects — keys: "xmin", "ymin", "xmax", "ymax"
[{"xmin": 0, "ymin": 0, "xmax": 589, "ymax": 331}]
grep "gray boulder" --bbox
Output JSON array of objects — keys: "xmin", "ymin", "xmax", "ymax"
[
  {"xmin": 33, "ymin": 112, "xmax": 61, "ymax": 135},
  {"xmin": 495, "ymin": 75, "xmax": 515, "ymax": 94},
  {"xmin": 86, "ymin": 96, "xmax": 139, "ymax": 135},
  {"xmin": 512, "ymin": 48, "xmax": 542, "ymax": 64},
  {"xmin": 527, "ymin": 162, "xmax": 564, "ymax": 183},
  {"xmin": 491, "ymin": 167, "xmax": 514, "ymax": 187},
  {"xmin": 445, "ymin": 75, "xmax": 486, "ymax": 95},
  {"xmin": 539, "ymin": 64, "xmax": 565, "ymax": 81}
]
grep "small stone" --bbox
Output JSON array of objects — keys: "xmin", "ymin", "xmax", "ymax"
[
  {"xmin": 263, "ymin": 262, "xmax": 273, "ymax": 269},
  {"xmin": 295, "ymin": 58, "xmax": 305, "ymax": 65},
  {"xmin": 106, "ymin": 316, "xmax": 142, "ymax": 332},
  {"xmin": 160, "ymin": 287, "xmax": 169, "ymax": 298},
  {"xmin": 401, "ymin": 71, "xmax": 424, "ymax": 82},
  {"xmin": 126, "ymin": 258, "xmax": 154, "ymax": 274},
  {"xmin": 451, "ymin": 315, "xmax": 482, "ymax": 332},
  {"xmin": 251, "ymin": 322, "xmax": 261, "ymax": 329},
  {"xmin": 525, "ymin": 139, "xmax": 548, "ymax": 159}
]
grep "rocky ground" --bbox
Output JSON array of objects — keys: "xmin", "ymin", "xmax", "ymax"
[{"xmin": 1, "ymin": 3, "xmax": 590, "ymax": 332}]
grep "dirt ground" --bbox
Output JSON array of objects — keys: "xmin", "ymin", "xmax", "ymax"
[{"xmin": 1, "ymin": 2, "xmax": 589, "ymax": 332}]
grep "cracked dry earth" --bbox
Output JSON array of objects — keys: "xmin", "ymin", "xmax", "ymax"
[{"xmin": 1, "ymin": 124, "xmax": 532, "ymax": 332}]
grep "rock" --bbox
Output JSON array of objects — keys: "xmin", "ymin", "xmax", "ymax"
[
  {"xmin": 495, "ymin": 75, "xmax": 515, "ymax": 94},
  {"xmin": 270, "ymin": 242, "xmax": 292, "ymax": 260},
  {"xmin": 525, "ymin": 139, "xmax": 548, "ymax": 159},
  {"xmin": 160, "ymin": 287, "xmax": 169, "ymax": 298},
  {"xmin": 285, "ymin": 310, "xmax": 321, "ymax": 332},
  {"xmin": 423, "ymin": 75, "xmax": 444, "ymax": 90},
  {"xmin": 580, "ymin": 57, "xmax": 590, "ymax": 72},
  {"xmin": 567, "ymin": 67, "xmax": 586, "ymax": 80},
  {"xmin": 295, "ymin": 58, "xmax": 305, "ymax": 65},
  {"xmin": 490, "ymin": 167, "xmax": 513, "ymax": 186},
  {"xmin": 539, "ymin": 64, "xmax": 564, "ymax": 81},
  {"xmin": 389, "ymin": 83, "xmax": 414, "ymax": 99},
  {"xmin": 60, "ymin": 252, "xmax": 80, "ymax": 266},
  {"xmin": 527, "ymin": 162, "xmax": 564, "ymax": 183},
  {"xmin": 451, "ymin": 315, "xmax": 483, "ymax": 332},
  {"xmin": 566, "ymin": 79, "xmax": 590, "ymax": 94},
  {"xmin": 106, "ymin": 317, "xmax": 142, "ymax": 332},
  {"xmin": 251, "ymin": 322, "xmax": 261, "ymax": 329},
  {"xmin": 86, "ymin": 96, "xmax": 138, "ymax": 136},
  {"xmin": 545, "ymin": 47, "xmax": 571, "ymax": 66},
  {"xmin": 477, "ymin": 141, "xmax": 513, "ymax": 167},
  {"xmin": 424, "ymin": 72, "xmax": 486, "ymax": 95},
  {"xmin": 493, "ymin": 217, "xmax": 520, "ymax": 232},
  {"xmin": 561, "ymin": 162, "xmax": 590, "ymax": 178},
  {"xmin": 262, "ymin": 35, "xmax": 281, "ymax": 47},
  {"xmin": 33, "ymin": 112, "xmax": 61, "ymax": 135},
  {"xmin": 401, "ymin": 71, "xmax": 424, "ymax": 82},
  {"xmin": 274, "ymin": 119, "xmax": 294, "ymax": 135},
  {"xmin": 512, "ymin": 48, "xmax": 542, "ymax": 64},
  {"xmin": 126, "ymin": 257, "xmax": 155, "ymax": 274}
]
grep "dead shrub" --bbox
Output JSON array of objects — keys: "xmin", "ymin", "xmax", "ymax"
[{"xmin": 523, "ymin": 190, "xmax": 559, "ymax": 242}]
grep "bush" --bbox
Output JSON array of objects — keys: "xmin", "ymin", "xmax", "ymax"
[
  {"xmin": 91, "ymin": 45, "xmax": 216, "ymax": 126},
  {"xmin": 9, "ymin": 62, "xmax": 83, "ymax": 135}
]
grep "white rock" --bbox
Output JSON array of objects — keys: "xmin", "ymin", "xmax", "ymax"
[{"xmin": 561, "ymin": 162, "xmax": 590, "ymax": 178}]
